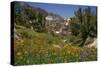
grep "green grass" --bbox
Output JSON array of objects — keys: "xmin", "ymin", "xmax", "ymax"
[{"xmin": 14, "ymin": 25, "xmax": 97, "ymax": 65}]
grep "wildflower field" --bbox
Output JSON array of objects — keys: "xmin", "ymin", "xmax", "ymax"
[{"xmin": 14, "ymin": 26, "xmax": 97, "ymax": 65}]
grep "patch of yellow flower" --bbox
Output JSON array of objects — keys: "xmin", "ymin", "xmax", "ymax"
[{"xmin": 17, "ymin": 52, "xmax": 21, "ymax": 56}]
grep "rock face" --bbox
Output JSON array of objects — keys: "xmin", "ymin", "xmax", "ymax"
[
  {"xmin": 83, "ymin": 37, "xmax": 97, "ymax": 48},
  {"xmin": 46, "ymin": 13, "xmax": 64, "ymax": 21},
  {"xmin": 45, "ymin": 13, "xmax": 70, "ymax": 37},
  {"xmin": 87, "ymin": 38, "xmax": 97, "ymax": 48}
]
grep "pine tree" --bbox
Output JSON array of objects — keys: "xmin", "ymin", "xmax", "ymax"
[{"xmin": 69, "ymin": 7, "xmax": 97, "ymax": 47}]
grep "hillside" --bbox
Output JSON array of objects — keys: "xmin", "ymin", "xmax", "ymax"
[
  {"xmin": 13, "ymin": 2, "xmax": 97, "ymax": 65},
  {"xmin": 14, "ymin": 24, "xmax": 97, "ymax": 65}
]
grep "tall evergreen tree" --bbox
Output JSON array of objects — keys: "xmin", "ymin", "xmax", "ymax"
[{"xmin": 69, "ymin": 7, "xmax": 97, "ymax": 47}]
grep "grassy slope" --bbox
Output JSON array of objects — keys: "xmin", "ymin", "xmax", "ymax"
[{"xmin": 14, "ymin": 25, "xmax": 97, "ymax": 65}]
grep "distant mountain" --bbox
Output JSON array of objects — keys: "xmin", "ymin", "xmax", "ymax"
[
  {"xmin": 47, "ymin": 13, "xmax": 64, "ymax": 22},
  {"xmin": 15, "ymin": 2, "xmax": 67, "ymax": 34},
  {"xmin": 36, "ymin": 7, "xmax": 48, "ymax": 15},
  {"xmin": 31, "ymin": 6, "xmax": 64, "ymax": 22}
]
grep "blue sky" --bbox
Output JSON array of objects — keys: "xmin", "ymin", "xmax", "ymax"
[{"xmin": 21, "ymin": 2, "xmax": 97, "ymax": 18}]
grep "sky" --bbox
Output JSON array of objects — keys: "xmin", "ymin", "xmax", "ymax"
[{"xmin": 21, "ymin": 2, "xmax": 97, "ymax": 18}]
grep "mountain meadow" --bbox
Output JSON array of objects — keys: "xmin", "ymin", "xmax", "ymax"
[{"xmin": 12, "ymin": 2, "xmax": 97, "ymax": 65}]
